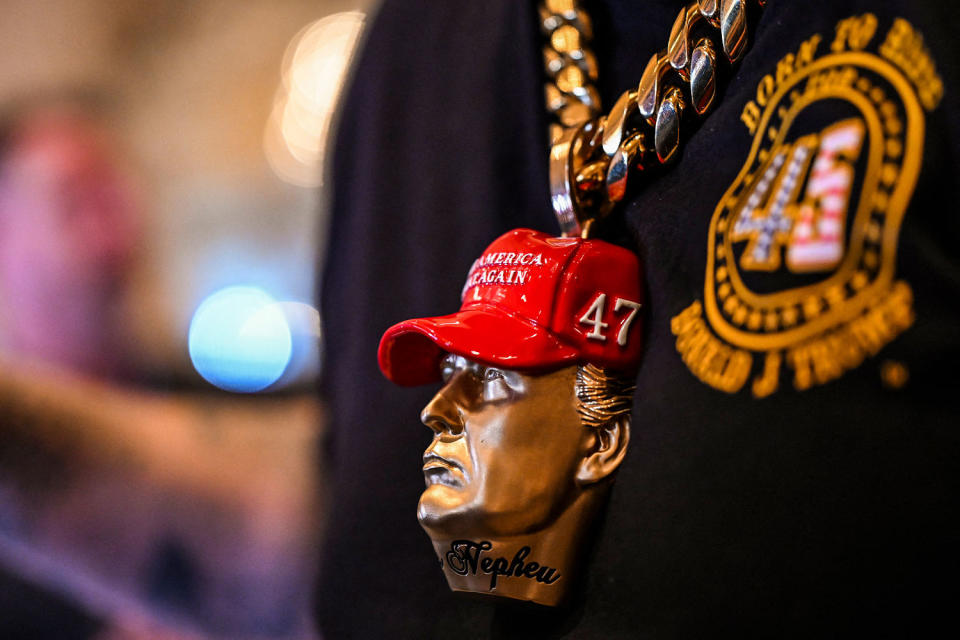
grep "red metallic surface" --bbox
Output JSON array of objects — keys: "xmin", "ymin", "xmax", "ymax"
[{"xmin": 379, "ymin": 228, "xmax": 644, "ymax": 386}]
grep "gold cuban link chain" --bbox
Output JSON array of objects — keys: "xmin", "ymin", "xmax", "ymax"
[{"xmin": 541, "ymin": 0, "xmax": 766, "ymax": 237}]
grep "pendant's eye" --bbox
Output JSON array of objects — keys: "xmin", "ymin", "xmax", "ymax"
[
  {"xmin": 482, "ymin": 368, "xmax": 504, "ymax": 382},
  {"xmin": 439, "ymin": 353, "xmax": 461, "ymax": 383},
  {"xmin": 440, "ymin": 364, "xmax": 455, "ymax": 383},
  {"xmin": 481, "ymin": 367, "xmax": 511, "ymax": 402}
]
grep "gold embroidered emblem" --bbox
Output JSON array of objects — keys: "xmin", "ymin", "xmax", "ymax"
[{"xmin": 672, "ymin": 15, "xmax": 942, "ymax": 397}]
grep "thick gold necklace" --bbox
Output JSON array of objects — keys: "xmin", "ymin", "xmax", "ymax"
[{"xmin": 540, "ymin": 0, "xmax": 766, "ymax": 237}]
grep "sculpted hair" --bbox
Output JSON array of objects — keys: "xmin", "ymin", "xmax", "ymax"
[{"xmin": 575, "ymin": 364, "xmax": 636, "ymax": 429}]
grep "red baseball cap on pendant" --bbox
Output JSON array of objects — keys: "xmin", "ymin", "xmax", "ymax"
[{"xmin": 378, "ymin": 228, "xmax": 645, "ymax": 386}]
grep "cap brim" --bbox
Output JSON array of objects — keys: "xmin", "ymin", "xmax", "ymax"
[{"xmin": 378, "ymin": 305, "xmax": 580, "ymax": 386}]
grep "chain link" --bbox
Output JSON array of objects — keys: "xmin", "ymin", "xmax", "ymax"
[
  {"xmin": 539, "ymin": 0, "xmax": 603, "ymax": 147},
  {"xmin": 545, "ymin": 0, "xmax": 766, "ymax": 236}
]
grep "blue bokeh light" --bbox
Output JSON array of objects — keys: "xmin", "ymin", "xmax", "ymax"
[{"xmin": 188, "ymin": 286, "xmax": 293, "ymax": 392}]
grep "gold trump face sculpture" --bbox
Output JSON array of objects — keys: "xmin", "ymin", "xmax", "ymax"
[
  {"xmin": 419, "ymin": 355, "xmax": 633, "ymax": 605},
  {"xmin": 379, "ymin": 229, "xmax": 644, "ymax": 605}
]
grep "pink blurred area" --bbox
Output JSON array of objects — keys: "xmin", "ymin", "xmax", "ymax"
[
  {"xmin": 0, "ymin": 1, "xmax": 370, "ymax": 638},
  {"xmin": 0, "ymin": 103, "xmax": 140, "ymax": 377}
]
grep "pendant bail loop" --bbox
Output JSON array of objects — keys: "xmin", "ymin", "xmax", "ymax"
[{"xmin": 549, "ymin": 124, "xmax": 587, "ymax": 236}]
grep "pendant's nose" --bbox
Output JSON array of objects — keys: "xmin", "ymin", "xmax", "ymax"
[{"xmin": 421, "ymin": 382, "xmax": 465, "ymax": 436}]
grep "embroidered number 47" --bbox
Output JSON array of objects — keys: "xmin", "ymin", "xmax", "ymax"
[{"xmin": 579, "ymin": 293, "xmax": 642, "ymax": 346}]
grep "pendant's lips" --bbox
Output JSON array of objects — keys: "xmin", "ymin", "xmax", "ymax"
[
  {"xmin": 423, "ymin": 452, "xmax": 463, "ymax": 472},
  {"xmin": 422, "ymin": 453, "xmax": 465, "ymax": 487}
]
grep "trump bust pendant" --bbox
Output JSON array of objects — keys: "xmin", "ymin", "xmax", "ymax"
[{"xmin": 378, "ymin": 228, "xmax": 643, "ymax": 606}]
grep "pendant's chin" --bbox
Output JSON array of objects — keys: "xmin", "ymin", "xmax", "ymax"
[{"xmin": 417, "ymin": 485, "xmax": 469, "ymax": 533}]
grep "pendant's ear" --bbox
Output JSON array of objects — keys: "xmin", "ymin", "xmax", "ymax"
[{"xmin": 575, "ymin": 415, "xmax": 631, "ymax": 485}]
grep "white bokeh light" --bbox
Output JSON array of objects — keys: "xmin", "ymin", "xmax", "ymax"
[
  {"xmin": 188, "ymin": 286, "xmax": 293, "ymax": 393},
  {"xmin": 264, "ymin": 11, "xmax": 366, "ymax": 188}
]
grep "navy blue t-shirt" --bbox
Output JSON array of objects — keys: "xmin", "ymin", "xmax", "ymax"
[{"xmin": 318, "ymin": 1, "xmax": 960, "ymax": 637}]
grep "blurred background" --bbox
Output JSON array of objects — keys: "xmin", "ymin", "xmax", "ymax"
[{"xmin": 0, "ymin": 0, "xmax": 374, "ymax": 638}]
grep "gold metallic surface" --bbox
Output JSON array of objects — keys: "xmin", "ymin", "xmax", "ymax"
[
  {"xmin": 559, "ymin": 101, "xmax": 592, "ymax": 127},
  {"xmin": 667, "ymin": 7, "xmax": 690, "ymax": 72},
  {"xmin": 556, "ymin": 64, "xmax": 586, "ymax": 94},
  {"xmin": 543, "ymin": 46, "xmax": 564, "ymax": 75},
  {"xmin": 539, "ymin": 5, "xmax": 563, "ymax": 33},
  {"xmin": 690, "ymin": 38, "xmax": 718, "ymax": 114},
  {"xmin": 549, "ymin": 123, "xmax": 564, "ymax": 146},
  {"xmin": 546, "ymin": 0, "xmax": 576, "ymax": 19},
  {"xmin": 668, "ymin": 3, "xmax": 706, "ymax": 79},
  {"xmin": 580, "ymin": 49, "xmax": 600, "ymax": 81},
  {"xmin": 605, "ymin": 131, "xmax": 647, "ymax": 203},
  {"xmin": 698, "ymin": 0, "xmax": 720, "ymax": 25},
  {"xmin": 575, "ymin": 159, "xmax": 615, "ymax": 220},
  {"xmin": 655, "ymin": 87, "xmax": 685, "ymax": 163},
  {"xmin": 637, "ymin": 52, "xmax": 666, "ymax": 121},
  {"xmin": 551, "ymin": 24, "xmax": 583, "ymax": 54},
  {"xmin": 601, "ymin": 90, "xmax": 639, "ymax": 156},
  {"xmin": 720, "ymin": 0, "xmax": 748, "ymax": 62},
  {"xmin": 540, "ymin": 0, "xmax": 603, "ymax": 147},
  {"xmin": 581, "ymin": 85, "xmax": 602, "ymax": 110},
  {"xmin": 549, "ymin": 124, "xmax": 586, "ymax": 235},
  {"xmin": 576, "ymin": 158, "xmax": 609, "ymax": 189},
  {"xmin": 579, "ymin": 217, "xmax": 596, "ymax": 239},
  {"xmin": 545, "ymin": 82, "xmax": 567, "ymax": 112},
  {"xmin": 419, "ymin": 355, "xmax": 632, "ymax": 606},
  {"xmin": 573, "ymin": 117, "xmax": 604, "ymax": 160},
  {"xmin": 546, "ymin": 0, "xmax": 765, "ymax": 230},
  {"xmin": 575, "ymin": 364, "xmax": 637, "ymax": 428}
]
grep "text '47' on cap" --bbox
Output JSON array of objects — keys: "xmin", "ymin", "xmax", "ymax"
[{"xmin": 379, "ymin": 228, "xmax": 644, "ymax": 386}]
